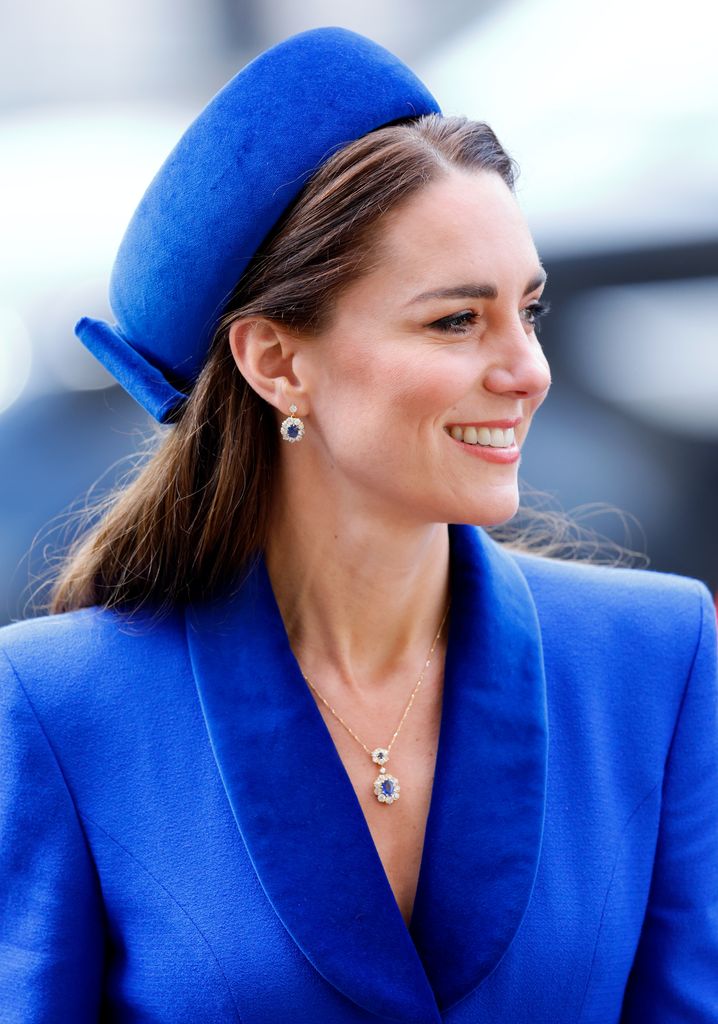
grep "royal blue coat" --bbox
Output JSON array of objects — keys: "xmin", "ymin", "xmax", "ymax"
[{"xmin": 1, "ymin": 523, "xmax": 717, "ymax": 1023}]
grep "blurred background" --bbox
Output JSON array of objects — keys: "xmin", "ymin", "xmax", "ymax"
[{"xmin": 1, "ymin": 0, "xmax": 716, "ymax": 624}]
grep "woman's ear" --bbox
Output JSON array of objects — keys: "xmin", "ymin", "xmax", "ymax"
[{"xmin": 228, "ymin": 318, "xmax": 306, "ymax": 413}]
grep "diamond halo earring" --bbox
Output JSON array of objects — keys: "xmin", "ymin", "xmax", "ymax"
[{"xmin": 280, "ymin": 403, "xmax": 305, "ymax": 443}]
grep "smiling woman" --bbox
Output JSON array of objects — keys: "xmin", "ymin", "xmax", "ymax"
[
  {"xmin": 49, "ymin": 113, "xmax": 552, "ymax": 613},
  {"xmin": 1, "ymin": 26, "xmax": 716, "ymax": 1024}
]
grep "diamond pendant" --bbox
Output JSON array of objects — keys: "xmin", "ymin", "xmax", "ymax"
[{"xmin": 371, "ymin": 748, "xmax": 400, "ymax": 805}]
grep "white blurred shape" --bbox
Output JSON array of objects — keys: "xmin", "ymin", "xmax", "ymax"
[
  {"xmin": 0, "ymin": 308, "xmax": 33, "ymax": 415},
  {"xmin": 0, "ymin": 0, "xmax": 221, "ymax": 106},
  {"xmin": 0, "ymin": 103, "xmax": 189, "ymax": 301},
  {"xmin": 563, "ymin": 278, "xmax": 718, "ymax": 437},
  {"xmin": 0, "ymin": 103, "xmax": 190, "ymax": 401},
  {"xmin": 257, "ymin": 0, "xmax": 438, "ymax": 59},
  {"xmin": 421, "ymin": 0, "xmax": 718, "ymax": 254},
  {"xmin": 28, "ymin": 281, "xmax": 117, "ymax": 394}
]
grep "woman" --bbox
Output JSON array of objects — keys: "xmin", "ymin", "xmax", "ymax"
[{"xmin": 1, "ymin": 27, "xmax": 716, "ymax": 1024}]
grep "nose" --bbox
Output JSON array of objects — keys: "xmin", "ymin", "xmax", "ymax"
[{"xmin": 482, "ymin": 324, "xmax": 552, "ymax": 401}]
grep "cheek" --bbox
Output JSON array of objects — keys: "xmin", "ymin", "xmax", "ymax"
[{"xmin": 323, "ymin": 340, "xmax": 445, "ymax": 422}]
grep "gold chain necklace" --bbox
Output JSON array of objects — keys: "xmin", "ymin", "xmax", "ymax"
[{"xmin": 299, "ymin": 602, "xmax": 450, "ymax": 806}]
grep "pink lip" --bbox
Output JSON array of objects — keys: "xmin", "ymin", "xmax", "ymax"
[
  {"xmin": 445, "ymin": 429, "xmax": 521, "ymax": 464},
  {"xmin": 444, "ymin": 417, "xmax": 522, "ymax": 430}
]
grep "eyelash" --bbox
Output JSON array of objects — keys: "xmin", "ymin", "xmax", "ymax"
[{"xmin": 430, "ymin": 300, "xmax": 552, "ymax": 335}]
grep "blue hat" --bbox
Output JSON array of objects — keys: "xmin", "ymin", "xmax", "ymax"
[{"xmin": 75, "ymin": 27, "xmax": 440, "ymax": 423}]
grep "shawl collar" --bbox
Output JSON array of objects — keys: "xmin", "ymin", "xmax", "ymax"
[{"xmin": 185, "ymin": 524, "xmax": 547, "ymax": 1021}]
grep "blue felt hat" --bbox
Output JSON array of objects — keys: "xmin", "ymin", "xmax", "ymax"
[{"xmin": 75, "ymin": 27, "xmax": 440, "ymax": 423}]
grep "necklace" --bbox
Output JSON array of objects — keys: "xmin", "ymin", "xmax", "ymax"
[{"xmin": 300, "ymin": 602, "xmax": 450, "ymax": 806}]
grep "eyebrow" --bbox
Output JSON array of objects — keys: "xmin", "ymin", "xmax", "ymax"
[{"xmin": 406, "ymin": 268, "xmax": 547, "ymax": 306}]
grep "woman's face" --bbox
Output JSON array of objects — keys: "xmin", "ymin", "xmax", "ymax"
[{"xmin": 293, "ymin": 168, "xmax": 552, "ymax": 528}]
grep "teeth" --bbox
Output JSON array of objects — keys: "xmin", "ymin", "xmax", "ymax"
[{"xmin": 447, "ymin": 426, "xmax": 515, "ymax": 448}]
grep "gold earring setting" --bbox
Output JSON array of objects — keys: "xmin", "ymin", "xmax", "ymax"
[{"xmin": 280, "ymin": 403, "xmax": 305, "ymax": 443}]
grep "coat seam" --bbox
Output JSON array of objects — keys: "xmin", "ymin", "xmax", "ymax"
[
  {"xmin": 1, "ymin": 643, "xmax": 244, "ymax": 1024},
  {"xmin": 0, "ymin": 645, "xmax": 104, "ymax": 886},
  {"xmin": 576, "ymin": 780, "xmax": 662, "ymax": 1022},
  {"xmin": 79, "ymin": 810, "xmax": 245, "ymax": 1024},
  {"xmin": 578, "ymin": 581, "xmax": 708, "ymax": 1022},
  {"xmin": 661, "ymin": 579, "xmax": 708, "ymax": 774}
]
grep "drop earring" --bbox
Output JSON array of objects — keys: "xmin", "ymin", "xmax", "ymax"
[{"xmin": 280, "ymin": 403, "xmax": 305, "ymax": 443}]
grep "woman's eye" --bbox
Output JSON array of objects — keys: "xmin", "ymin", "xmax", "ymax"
[
  {"xmin": 521, "ymin": 299, "xmax": 552, "ymax": 332},
  {"xmin": 429, "ymin": 300, "xmax": 552, "ymax": 336},
  {"xmin": 429, "ymin": 311, "xmax": 478, "ymax": 335}
]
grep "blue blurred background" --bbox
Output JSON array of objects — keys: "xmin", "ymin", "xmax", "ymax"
[{"xmin": 1, "ymin": 0, "xmax": 717, "ymax": 624}]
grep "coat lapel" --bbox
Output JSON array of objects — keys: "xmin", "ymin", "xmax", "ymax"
[
  {"xmin": 185, "ymin": 550, "xmax": 441, "ymax": 1023},
  {"xmin": 185, "ymin": 524, "xmax": 547, "ymax": 1019},
  {"xmin": 408, "ymin": 523, "xmax": 548, "ymax": 1010}
]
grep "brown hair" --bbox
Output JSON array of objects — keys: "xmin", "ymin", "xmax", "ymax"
[{"xmin": 41, "ymin": 114, "xmax": 522, "ymax": 619}]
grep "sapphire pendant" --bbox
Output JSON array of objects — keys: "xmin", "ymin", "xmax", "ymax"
[{"xmin": 371, "ymin": 748, "xmax": 400, "ymax": 804}]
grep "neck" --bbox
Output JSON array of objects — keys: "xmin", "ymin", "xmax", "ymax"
[{"xmin": 264, "ymin": 481, "xmax": 450, "ymax": 699}]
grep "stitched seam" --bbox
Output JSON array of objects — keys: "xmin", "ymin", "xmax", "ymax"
[
  {"xmin": 1, "ymin": 644, "xmax": 243, "ymax": 1024},
  {"xmin": 662, "ymin": 580, "xmax": 708, "ymax": 773},
  {"xmin": 576, "ymin": 781, "xmax": 661, "ymax": 1022},
  {"xmin": 577, "ymin": 583, "xmax": 709, "ymax": 1021},
  {"xmin": 1, "ymin": 644, "xmax": 111, "ymax": 999},
  {"xmin": 80, "ymin": 811, "xmax": 244, "ymax": 1024},
  {"xmin": 0, "ymin": 646, "xmax": 101, "ymax": 874}
]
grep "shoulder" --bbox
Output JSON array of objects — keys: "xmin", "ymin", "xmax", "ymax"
[
  {"xmin": 504, "ymin": 544, "xmax": 715, "ymax": 671},
  {"xmin": 0, "ymin": 604, "xmax": 188, "ymax": 727},
  {"xmin": 0, "ymin": 603, "xmax": 182, "ymax": 673},
  {"xmin": 508, "ymin": 544, "xmax": 710, "ymax": 621},
  {"xmin": 500, "ymin": 545, "xmax": 717, "ymax": 780}
]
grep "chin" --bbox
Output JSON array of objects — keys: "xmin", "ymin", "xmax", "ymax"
[{"xmin": 460, "ymin": 493, "xmax": 521, "ymax": 529}]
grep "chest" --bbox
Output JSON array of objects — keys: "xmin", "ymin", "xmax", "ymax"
[
  {"xmin": 311, "ymin": 679, "xmax": 443, "ymax": 927},
  {"xmin": 80, "ymin": 709, "xmax": 661, "ymax": 1024}
]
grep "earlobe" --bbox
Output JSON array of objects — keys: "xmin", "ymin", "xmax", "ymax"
[{"xmin": 228, "ymin": 317, "xmax": 305, "ymax": 412}]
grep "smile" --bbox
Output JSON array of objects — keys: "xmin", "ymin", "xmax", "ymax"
[{"xmin": 445, "ymin": 425, "xmax": 515, "ymax": 448}]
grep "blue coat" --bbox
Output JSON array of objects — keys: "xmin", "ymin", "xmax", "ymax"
[{"xmin": 1, "ymin": 524, "xmax": 717, "ymax": 1023}]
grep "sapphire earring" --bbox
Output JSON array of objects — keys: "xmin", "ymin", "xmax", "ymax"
[{"xmin": 280, "ymin": 404, "xmax": 305, "ymax": 443}]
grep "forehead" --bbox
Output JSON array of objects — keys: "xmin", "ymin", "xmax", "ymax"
[{"xmin": 365, "ymin": 169, "xmax": 539, "ymax": 296}]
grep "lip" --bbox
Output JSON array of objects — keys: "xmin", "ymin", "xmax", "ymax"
[
  {"xmin": 442, "ymin": 418, "xmax": 523, "ymax": 463},
  {"xmin": 446, "ymin": 433, "xmax": 521, "ymax": 463},
  {"xmin": 444, "ymin": 417, "xmax": 522, "ymax": 430}
]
